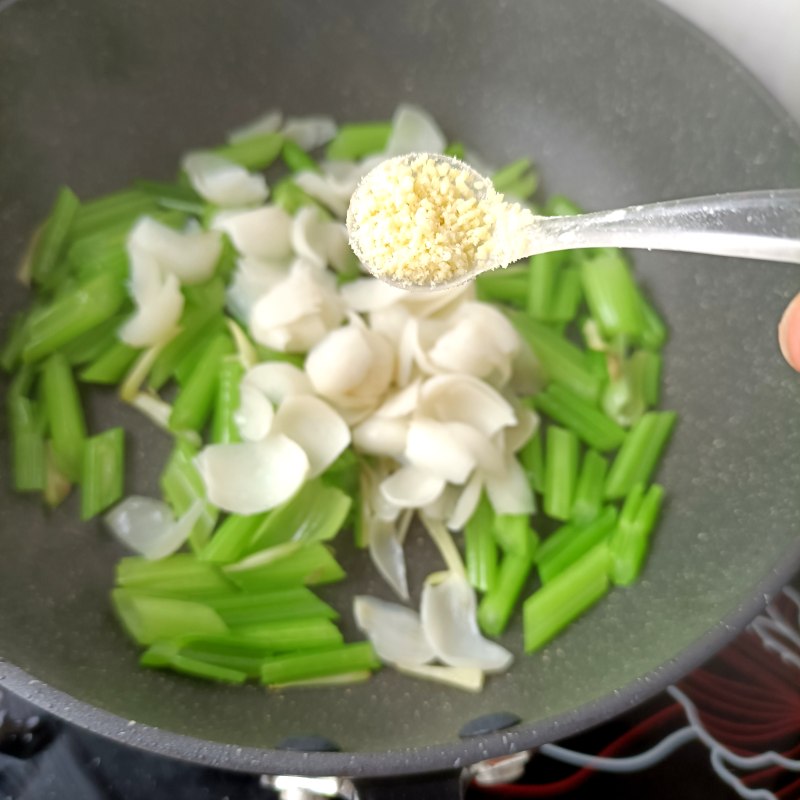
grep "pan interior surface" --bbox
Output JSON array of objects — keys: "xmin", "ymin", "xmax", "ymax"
[{"xmin": 1, "ymin": 0, "xmax": 800, "ymax": 777}]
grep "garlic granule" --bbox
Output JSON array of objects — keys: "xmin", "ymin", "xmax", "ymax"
[{"xmin": 347, "ymin": 154, "xmax": 508, "ymax": 288}]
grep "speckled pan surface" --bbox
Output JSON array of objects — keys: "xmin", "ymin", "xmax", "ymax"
[{"xmin": 1, "ymin": 0, "xmax": 800, "ymax": 780}]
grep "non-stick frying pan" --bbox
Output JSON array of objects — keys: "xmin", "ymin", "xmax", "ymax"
[{"xmin": 2, "ymin": 0, "xmax": 800, "ymax": 796}]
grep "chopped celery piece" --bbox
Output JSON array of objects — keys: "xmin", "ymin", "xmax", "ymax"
[
  {"xmin": 464, "ymin": 494, "xmax": 498, "ymax": 593},
  {"xmin": 631, "ymin": 349, "xmax": 662, "ymax": 408},
  {"xmin": 538, "ymin": 506, "xmax": 617, "ymax": 584},
  {"xmin": 526, "ymin": 251, "xmax": 564, "ymax": 321},
  {"xmin": 475, "ymin": 270, "xmax": 529, "ymax": 307},
  {"xmin": 140, "ymin": 646, "xmax": 247, "ymax": 684},
  {"xmin": 70, "ymin": 190, "xmax": 156, "ymax": 240},
  {"xmin": 478, "ymin": 552, "xmax": 534, "ymax": 637},
  {"xmin": 326, "ymin": 122, "xmax": 391, "ymax": 160},
  {"xmin": 211, "ymin": 356, "xmax": 244, "ymax": 444},
  {"xmin": 639, "ymin": 296, "xmax": 668, "ymax": 350},
  {"xmin": 199, "ymin": 512, "xmax": 268, "ymax": 564},
  {"xmin": 605, "ymin": 411, "xmax": 677, "ymax": 499},
  {"xmin": 213, "ymin": 131, "xmax": 284, "ymax": 170},
  {"xmin": 534, "ymin": 383, "xmax": 625, "ymax": 452},
  {"xmin": 493, "ymin": 514, "xmax": 539, "ymax": 561},
  {"xmin": 235, "ymin": 617, "xmax": 344, "ymax": 651},
  {"xmin": 8, "ymin": 394, "xmax": 45, "ymax": 492},
  {"xmin": 134, "ymin": 180, "xmax": 206, "ymax": 215},
  {"xmin": 42, "ymin": 353, "xmax": 86, "ymax": 482},
  {"xmin": 544, "ymin": 195, "xmax": 582, "ymax": 216},
  {"xmin": 246, "ymin": 479, "xmax": 352, "ymax": 552},
  {"xmin": 80, "ymin": 428, "xmax": 124, "ymax": 520},
  {"xmin": 261, "ymin": 643, "xmax": 379, "ymax": 685},
  {"xmin": 543, "ymin": 426, "xmax": 579, "ymax": 521},
  {"xmin": 281, "ymin": 140, "xmax": 319, "ymax": 173},
  {"xmin": 147, "ymin": 634, "xmax": 276, "ymax": 677},
  {"xmin": 580, "ymin": 253, "xmax": 644, "ymax": 338},
  {"xmin": 206, "ymin": 587, "xmax": 338, "ymax": 627},
  {"xmin": 116, "ymin": 554, "xmax": 232, "ymax": 597},
  {"xmin": 169, "ymin": 332, "xmax": 234, "ymax": 433},
  {"xmin": 1, "ymin": 312, "xmax": 29, "ymax": 373},
  {"xmin": 572, "ymin": 449, "xmax": 609, "ymax": 522},
  {"xmin": 519, "ymin": 429, "xmax": 545, "ymax": 494},
  {"xmin": 444, "ymin": 142, "xmax": 465, "ymax": 160},
  {"xmin": 31, "ymin": 186, "xmax": 80, "ymax": 289},
  {"xmin": 60, "ymin": 313, "xmax": 126, "ymax": 366},
  {"xmin": 22, "ymin": 270, "xmax": 128, "ymax": 363},
  {"xmin": 551, "ymin": 267, "xmax": 583, "ymax": 323},
  {"xmin": 492, "ymin": 158, "xmax": 537, "ymax": 199},
  {"xmin": 112, "ymin": 589, "xmax": 228, "ymax": 645},
  {"xmin": 609, "ymin": 484, "xmax": 664, "ymax": 586},
  {"xmin": 509, "ymin": 312, "xmax": 602, "ymax": 403},
  {"xmin": 225, "ymin": 544, "xmax": 346, "ymax": 591},
  {"xmin": 271, "ymin": 177, "xmax": 328, "ymax": 216},
  {"xmin": 524, "ymin": 543, "xmax": 610, "ymax": 652},
  {"xmin": 79, "ymin": 340, "xmax": 140, "ymax": 385}
]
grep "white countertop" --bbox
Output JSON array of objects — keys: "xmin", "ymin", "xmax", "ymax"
[{"xmin": 659, "ymin": 0, "xmax": 800, "ymax": 124}]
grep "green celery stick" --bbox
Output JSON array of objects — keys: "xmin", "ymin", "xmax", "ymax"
[
  {"xmin": 169, "ymin": 332, "xmax": 234, "ymax": 433},
  {"xmin": 224, "ymin": 545, "xmax": 346, "ymax": 591},
  {"xmin": 538, "ymin": 507, "xmax": 617, "ymax": 584},
  {"xmin": 537, "ymin": 506, "xmax": 617, "ymax": 565},
  {"xmin": 134, "ymin": 180, "xmax": 206, "ymax": 215},
  {"xmin": 523, "ymin": 543, "xmax": 610, "ymax": 652},
  {"xmin": 493, "ymin": 514, "xmax": 539, "ymax": 561},
  {"xmin": 42, "ymin": 353, "xmax": 86, "ymax": 482},
  {"xmin": 526, "ymin": 251, "xmax": 564, "ymax": 320},
  {"xmin": 544, "ymin": 195, "xmax": 582, "ymax": 217},
  {"xmin": 199, "ymin": 512, "xmax": 269, "ymax": 564},
  {"xmin": 478, "ymin": 551, "xmax": 534, "ymax": 636},
  {"xmin": 213, "ymin": 131, "xmax": 284, "ymax": 170},
  {"xmin": 147, "ymin": 634, "xmax": 278, "ymax": 677},
  {"xmin": 282, "ymin": 140, "xmax": 319, "ymax": 173},
  {"xmin": 519, "ymin": 428, "xmax": 545, "ymax": 494},
  {"xmin": 475, "ymin": 271, "xmax": 529, "ymax": 307},
  {"xmin": 79, "ymin": 340, "xmax": 140, "ymax": 385},
  {"xmin": 211, "ymin": 356, "xmax": 244, "ymax": 444},
  {"xmin": 80, "ymin": 427, "xmax": 124, "ymax": 520},
  {"xmin": 639, "ymin": 296, "xmax": 668, "ymax": 350},
  {"xmin": 326, "ymin": 122, "xmax": 392, "ymax": 160},
  {"xmin": 630, "ymin": 349, "xmax": 662, "ymax": 408},
  {"xmin": 444, "ymin": 142, "xmax": 466, "ymax": 160},
  {"xmin": 464, "ymin": 494, "xmax": 498, "ymax": 593},
  {"xmin": 543, "ymin": 426, "xmax": 579, "ymax": 521},
  {"xmin": 234, "ymin": 617, "xmax": 344, "ymax": 651},
  {"xmin": 551, "ymin": 267, "xmax": 583, "ymax": 323},
  {"xmin": 140, "ymin": 647, "xmax": 247, "ymax": 684},
  {"xmin": 580, "ymin": 253, "xmax": 644, "ymax": 338},
  {"xmin": 572, "ymin": 449, "xmax": 609, "ymax": 522},
  {"xmin": 535, "ymin": 383, "xmax": 626, "ymax": 452},
  {"xmin": 206, "ymin": 588, "xmax": 338, "ymax": 627},
  {"xmin": 70, "ymin": 190, "xmax": 156, "ymax": 240},
  {"xmin": 116, "ymin": 554, "xmax": 232, "ymax": 596},
  {"xmin": 112, "ymin": 589, "xmax": 228, "ymax": 645},
  {"xmin": 261, "ymin": 643, "xmax": 379, "ymax": 685},
  {"xmin": 509, "ymin": 312, "xmax": 602, "ymax": 403},
  {"xmin": 8, "ymin": 393, "xmax": 45, "ymax": 492},
  {"xmin": 492, "ymin": 158, "xmax": 537, "ymax": 197},
  {"xmin": 245, "ymin": 479, "xmax": 352, "ymax": 552},
  {"xmin": 22, "ymin": 270, "xmax": 128, "ymax": 363},
  {"xmin": 31, "ymin": 186, "xmax": 81, "ymax": 289},
  {"xmin": 60, "ymin": 314, "xmax": 127, "ymax": 366},
  {"xmin": 1, "ymin": 312, "xmax": 30, "ymax": 373},
  {"xmin": 609, "ymin": 484, "xmax": 664, "ymax": 586},
  {"xmin": 605, "ymin": 411, "xmax": 677, "ymax": 499}
]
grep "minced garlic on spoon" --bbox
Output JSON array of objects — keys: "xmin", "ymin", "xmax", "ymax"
[{"xmin": 346, "ymin": 153, "xmax": 532, "ymax": 289}]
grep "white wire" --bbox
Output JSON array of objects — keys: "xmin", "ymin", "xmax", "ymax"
[
  {"xmin": 539, "ymin": 727, "xmax": 697, "ymax": 773},
  {"xmin": 709, "ymin": 749, "xmax": 778, "ymax": 800},
  {"xmin": 750, "ymin": 617, "xmax": 800, "ymax": 672}
]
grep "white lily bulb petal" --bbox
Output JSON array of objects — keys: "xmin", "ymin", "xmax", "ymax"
[
  {"xmin": 504, "ymin": 406, "xmax": 539, "ymax": 453},
  {"xmin": 293, "ymin": 171, "xmax": 351, "ymax": 218},
  {"xmin": 339, "ymin": 278, "xmax": 407, "ymax": 313},
  {"xmin": 282, "ymin": 115, "xmax": 337, "ymax": 150},
  {"xmin": 243, "ymin": 362, "xmax": 312, "ymax": 405},
  {"xmin": 447, "ymin": 472, "xmax": 484, "ymax": 531},
  {"xmin": 366, "ymin": 520, "xmax": 410, "ymax": 600},
  {"xmin": 290, "ymin": 206, "xmax": 351, "ymax": 272},
  {"xmin": 228, "ymin": 109, "xmax": 283, "ymax": 143},
  {"xmin": 119, "ymin": 254, "xmax": 184, "ymax": 347},
  {"xmin": 104, "ymin": 497, "xmax": 202, "ymax": 560},
  {"xmin": 421, "ymin": 484, "xmax": 458, "ymax": 522},
  {"xmin": 380, "ymin": 466, "xmax": 446, "ymax": 510},
  {"xmin": 212, "ymin": 205, "xmax": 293, "ymax": 261},
  {"xmin": 393, "ymin": 663, "xmax": 484, "ymax": 693},
  {"xmin": 183, "ymin": 152, "xmax": 268, "ymax": 207},
  {"xmin": 375, "ymin": 379, "xmax": 421, "ymax": 419},
  {"xmin": 384, "ymin": 104, "xmax": 446, "ymax": 156},
  {"xmin": 484, "ymin": 455, "xmax": 536, "ymax": 516},
  {"xmin": 271, "ymin": 395, "xmax": 350, "ymax": 478},
  {"xmin": 234, "ymin": 384, "xmax": 274, "ymax": 442},
  {"xmin": 445, "ymin": 422, "xmax": 505, "ymax": 475},
  {"xmin": 405, "ymin": 419, "xmax": 476, "ymax": 485},
  {"xmin": 352, "ymin": 416, "xmax": 408, "ymax": 458},
  {"xmin": 421, "ymin": 375, "xmax": 517, "ymax": 437},
  {"xmin": 195, "ymin": 436, "xmax": 309, "ymax": 514},
  {"xmin": 226, "ymin": 257, "xmax": 290, "ymax": 324},
  {"xmin": 249, "ymin": 262, "xmax": 343, "ymax": 353},
  {"xmin": 421, "ymin": 572, "xmax": 513, "ymax": 673},
  {"xmin": 128, "ymin": 216, "xmax": 222, "ymax": 285},
  {"xmin": 353, "ymin": 596, "xmax": 434, "ymax": 665}
]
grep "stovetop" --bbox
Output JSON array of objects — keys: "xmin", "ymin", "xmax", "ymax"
[{"xmin": 3, "ymin": 580, "xmax": 799, "ymax": 800}]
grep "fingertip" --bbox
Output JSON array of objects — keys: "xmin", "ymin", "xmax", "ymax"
[{"xmin": 778, "ymin": 292, "xmax": 800, "ymax": 372}]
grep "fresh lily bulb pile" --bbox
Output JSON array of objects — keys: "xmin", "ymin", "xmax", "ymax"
[{"xmin": 5, "ymin": 103, "xmax": 675, "ymax": 692}]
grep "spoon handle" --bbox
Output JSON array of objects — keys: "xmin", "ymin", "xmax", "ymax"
[{"xmin": 529, "ymin": 189, "xmax": 800, "ymax": 264}]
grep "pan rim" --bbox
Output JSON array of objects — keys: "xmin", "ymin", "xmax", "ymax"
[{"xmin": 1, "ymin": 0, "xmax": 800, "ymax": 780}]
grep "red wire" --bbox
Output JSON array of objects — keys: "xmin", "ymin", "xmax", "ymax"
[
  {"xmin": 741, "ymin": 740, "xmax": 800, "ymax": 788},
  {"xmin": 777, "ymin": 773, "xmax": 800, "ymax": 799},
  {"xmin": 472, "ymin": 703, "xmax": 683, "ymax": 797}
]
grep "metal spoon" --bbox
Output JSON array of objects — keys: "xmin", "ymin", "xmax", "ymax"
[{"xmin": 347, "ymin": 154, "xmax": 800, "ymax": 290}]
